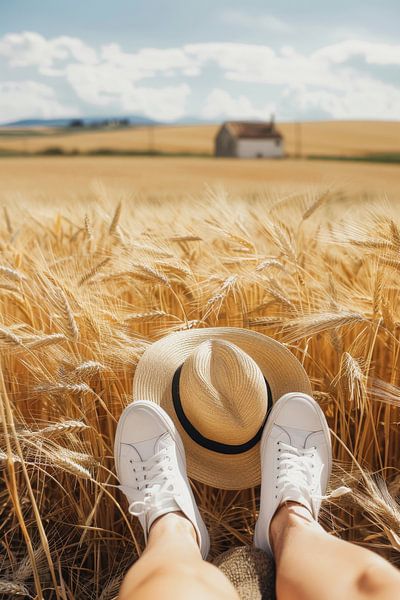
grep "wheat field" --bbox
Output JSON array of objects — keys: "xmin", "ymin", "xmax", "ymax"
[
  {"xmin": 0, "ymin": 185, "xmax": 400, "ymax": 599},
  {"xmin": 1, "ymin": 156, "xmax": 400, "ymax": 204},
  {"xmin": 1, "ymin": 120, "xmax": 400, "ymax": 156}
]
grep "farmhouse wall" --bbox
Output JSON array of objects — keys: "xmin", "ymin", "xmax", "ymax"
[
  {"xmin": 236, "ymin": 138, "xmax": 284, "ymax": 158},
  {"xmin": 215, "ymin": 127, "xmax": 236, "ymax": 157}
]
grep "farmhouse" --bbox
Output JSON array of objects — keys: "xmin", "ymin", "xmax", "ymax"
[{"xmin": 215, "ymin": 119, "xmax": 284, "ymax": 158}]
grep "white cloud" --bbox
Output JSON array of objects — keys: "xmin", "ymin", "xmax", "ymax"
[
  {"xmin": 203, "ymin": 89, "xmax": 275, "ymax": 120},
  {"xmin": 0, "ymin": 31, "xmax": 97, "ymax": 73},
  {"xmin": 221, "ymin": 9, "xmax": 291, "ymax": 33},
  {"xmin": 186, "ymin": 42, "xmax": 400, "ymax": 118},
  {"xmin": 65, "ymin": 62, "xmax": 124, "ymax": 106},
  {"xmin": 66, "ymin": 61, "xmax": 191, "ymax": 120},
  {"xmin": 313, "ymin": 39, "xmax": 400, "ymax": 65},
  {"xmin": 119, "ymin": 84, "xmax": 191, "ymax": 121},
  {"xmin": 296, "ymin": 77, "xmax": 400, "ymax": 120},
  {"xmin": 1, "ymin": 32, "xmax": 400, "ymax": 120},
  {"xmin": 100, "ymin": 43, "xmax": 195, "ymax": 79},
  {"xmin": 0, "ymin": 34, "xmax": 192, "ymax": 121},
  {"xmin": 184, "ymin": 43, "xmax": 350, "ymax": 90},
  {"xmin": 0, "ymin": 81, "xmax": 79, "ymax": 123}
]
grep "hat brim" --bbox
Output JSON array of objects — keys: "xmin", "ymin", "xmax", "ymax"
[{"xmin": 133, "ymin": 327, "xmax": 312, "ymax": 490}]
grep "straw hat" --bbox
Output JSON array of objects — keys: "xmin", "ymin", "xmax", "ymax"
[
  {"xmin": 133, "ymin": 327, "xmax": 311, "ymax": 489},
  {"xmin": 213, "ymin": 546, "xmax": 276, "ymax": 600}
]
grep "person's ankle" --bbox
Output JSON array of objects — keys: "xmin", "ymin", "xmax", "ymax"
[
  {"xmin": 269, "ymin": 502, "xmax": 315, "ymax": 554},
  {"xmin": 149, "ymin": 511, "xmax": 198, "ymax": 544}
]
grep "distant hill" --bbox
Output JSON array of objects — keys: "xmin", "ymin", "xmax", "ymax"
[{"xmin": 2, "ymin": 115, "xmax": 159, "ymax": 128}]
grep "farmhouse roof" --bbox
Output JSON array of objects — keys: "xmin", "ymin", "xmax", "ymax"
[{"xmin": 223, "ymin": 121, "xmax": 282, "ymax": 140}]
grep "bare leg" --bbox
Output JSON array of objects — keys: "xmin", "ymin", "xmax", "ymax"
[
  {"xmin": 119, "ymin": 512, "xmax": 239, "ymax": 600},
  {"xmin": 271, "ymin": 502, "xmax": 400, "ymax": 600}
]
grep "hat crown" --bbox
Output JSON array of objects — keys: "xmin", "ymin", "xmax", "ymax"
[{"xmin": 179, "ymin": 339, "xmax": 268, "ymax": 445}]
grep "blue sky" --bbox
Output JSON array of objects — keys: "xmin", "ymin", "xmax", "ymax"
[{"xmin": 0, "ymin": 0, "xmax": 399, "ymax": 123}]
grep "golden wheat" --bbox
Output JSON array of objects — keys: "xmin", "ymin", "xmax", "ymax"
[{"xmin": 0, "ymin": 188, "xmax": 399, "ymax": 599}]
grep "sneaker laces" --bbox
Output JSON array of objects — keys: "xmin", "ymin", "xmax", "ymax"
[
  {"xmin": 123, "ymin": 447, "xmax": 179, "ymax": 517},
  {"xmin": 276, "ymin": 441, "xmax": 316, "ymax": 501},
  {"xmin": 276, "ymin": 441, "xmax": 351, "ymax": 507}
]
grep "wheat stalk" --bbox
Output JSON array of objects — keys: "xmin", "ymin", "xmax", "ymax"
[
  {"xmin": 109, "ymin": 201, "xmax": 122, "ymax": 235},
  {"xmin": 19, "ymin": 420, "xmax": 89, "ymax": 438},
  {"xmin": 3, "ymin": 205, "xmax": 12, "ymax": 234},
  {"xmin": 53, "ymin": 287, "xmax": 79, "ymax": 341},
  {"xmin": 98, "ymin": 574, "xmax": 124, "ymax": 600},
  {"xmin": 282, "ymin": 311, "xmax": 365, "ymax": 343},
  {"xmin": 0, "ymin": 265, "xmax": 27, "ymax": 282},
  {"xmin": 50, "ymin": 450, "xmax": 93, "ymax": 479},
  {"xmin": 27, "ymin": 333, "xmax": 67, "ymax": 349},
  {"xmin": 341, "ymin": 352, "xmax": 366, "ymax": 410},
  {"xmin": 302, "ymin": 192, "xmax": 328, "ymax": 220},
  {"xmin": 0, "ymin": 580, "xmax": 30, "ymax": 596},
  {"xmin": 0, "ymin": 449, "xmax": 22, "ymax": 463},
  {"xmin": 34, "ymin": 382, "xmax": 93, "ymax": 396},
  {"xmin": 84, "ymin": 214, "xmax": 93, "ymax": 241},
  {"xmin": 130, "ymin": 263, "xmax": 170, "ymax": 286},
  {"xmin": 0, "ymin": 325, "xmax": 23, "ymax": 347},
  {"xmin": 79, "ymin": 257, "xmax": 111, "ymax": 285},
  {"xmin": 123, "ymin": 310, "xmax": 167, "ymax": 321},
  {"xmin": 255, "ymin": 258, "xmax": 284, "ymax": 272}
]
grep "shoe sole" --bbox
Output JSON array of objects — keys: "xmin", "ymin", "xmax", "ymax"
[{"xmin": 114, "ymin": 400, "xmax": 210, "ymax": 559}]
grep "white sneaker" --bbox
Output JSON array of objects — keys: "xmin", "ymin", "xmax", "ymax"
[
  {"xmin": 114, "ymin": 400, "xmax": 210, "ymax": 559},
  {"xmin": 254, "ymin": 392, "xmax": 333, "ymax": 555}
]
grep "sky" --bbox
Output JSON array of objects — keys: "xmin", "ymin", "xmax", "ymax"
[{"xmin": 0, "ymin": 0, "xmax": 400, "ymax": 124}]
